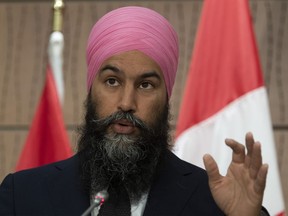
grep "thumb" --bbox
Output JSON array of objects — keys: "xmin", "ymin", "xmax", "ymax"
[{"xmin": 203, "ymin": 154, "xmax": 222, "ymax": 183}]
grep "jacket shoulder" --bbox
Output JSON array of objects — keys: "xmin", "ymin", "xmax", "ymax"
[
  {"xmin": 0, "ymin": 154, "xmax": 89, "ymax": 215},
  {"xmin": 13, "ymin": 155, "xmax": 78, "ymax": 178}
]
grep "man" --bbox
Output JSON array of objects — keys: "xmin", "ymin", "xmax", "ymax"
[{"xmin": 0, "ymin": 6, "xmax": 269, "ymax": 216}]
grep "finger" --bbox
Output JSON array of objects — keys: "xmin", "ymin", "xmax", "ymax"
[
  {"xmin": 249, "ymin": 141, "xmax": 263, "ymax": 179},
  {"xmin": 254, "ymin": 164, "xmax": 268, "ymax": 194},
  {"xmin": 244, "ymin": 132, "xmax": 255, "ymax": 168},
  {"xmin": 225, "ymin": 138, "xmax": 245, "ymax": 164},
  {"xmin": 203, "ymin": 154, "xmax": 222, "ymax": 183}
]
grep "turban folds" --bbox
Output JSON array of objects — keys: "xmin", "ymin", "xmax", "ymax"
[{"xmin": 86, "ymin": 6, "xmax": 179, "ymax": 97}]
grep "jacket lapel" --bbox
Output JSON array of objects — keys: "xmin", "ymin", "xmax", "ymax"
[{"xmin": 143, "ymin": 151, "xmax": 201, "ymax": 216}]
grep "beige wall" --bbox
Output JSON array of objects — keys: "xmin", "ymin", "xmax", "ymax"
[{"xmin": 0, "ymin": 0, "xmax": 287, "ymax": 210}]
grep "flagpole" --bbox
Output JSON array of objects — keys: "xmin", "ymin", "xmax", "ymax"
[
  {"xmin": 49, "ymin": 0, "xmax": 65, "ymax": 105},
  {"xmin": 53, "ymin": 0, "xmax": 64, "ymax": 32}
]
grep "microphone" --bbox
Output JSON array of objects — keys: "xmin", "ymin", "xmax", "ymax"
[{"xmin": 81, "ymin": 190, "xmax": 109, "ymax": 216}]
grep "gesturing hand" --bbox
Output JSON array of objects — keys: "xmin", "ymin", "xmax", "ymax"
[{"xmin": 203, "ymin": 132, "xmax": 268, "ymax": 216}]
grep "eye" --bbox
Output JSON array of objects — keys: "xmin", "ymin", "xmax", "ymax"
[
  {"xmin": 105, "ymin": 78, "xmax": 120, "ymax": 87},
  {"xmin": 139, "ymin": 81, "xmax": 153, "ymax": 89}
]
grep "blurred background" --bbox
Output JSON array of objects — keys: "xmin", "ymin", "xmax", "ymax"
[{"xmin": 0, "ymin": 0, "xmax": 287, "ymax": 210}]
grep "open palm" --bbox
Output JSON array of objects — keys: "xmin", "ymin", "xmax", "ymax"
[{"xmin": 203, "ymin": 132, "xmax": 268, "ymax": 216}]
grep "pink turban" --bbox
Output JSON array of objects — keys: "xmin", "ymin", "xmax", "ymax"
[{"xmin": 86, "ymin": 6, "xmax": 179, "ymax": 97}]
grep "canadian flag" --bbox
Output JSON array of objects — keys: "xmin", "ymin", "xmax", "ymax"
[
  {"xmin": 16, "ymin": 32, "xmax": 72, "ymax": 171},
  {"xmin": 173, "ymin": 0, "xmax": 285, "ymax": 215}
]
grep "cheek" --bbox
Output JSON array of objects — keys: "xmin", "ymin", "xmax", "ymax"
[
  {"xmin": 140, "ymin": 96, "xmax": 167, "ymax": 125},
  {"xmin": 91, "ymin": 92, "xmax": 117, "ymax": 118}
]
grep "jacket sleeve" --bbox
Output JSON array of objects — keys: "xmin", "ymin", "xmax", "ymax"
[{"xmin": 0, "ymin": 174, "xmax": 15, "ymax": 215}]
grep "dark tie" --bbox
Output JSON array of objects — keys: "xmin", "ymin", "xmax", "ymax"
[{"xmin": 98, "ymin": 186, "xmax": 131, "ymax": 216}]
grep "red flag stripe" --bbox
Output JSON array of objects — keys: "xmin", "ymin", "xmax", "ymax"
[{"xmin": 16, "ymin": 66, "xmax": 72, "ymax": 171}]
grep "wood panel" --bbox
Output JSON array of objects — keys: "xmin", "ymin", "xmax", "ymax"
[
  {"xmin": 275, "ymin": 131, "xmax": 288, "ymax": 210},
  {"xmin": 0, "ymin": 0, "xmax": 287, "ymax": 210}
]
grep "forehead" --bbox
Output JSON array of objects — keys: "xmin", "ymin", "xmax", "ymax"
[{"xmin": 98, "ymin": 50, "xmax": 164, "ymax": 78}]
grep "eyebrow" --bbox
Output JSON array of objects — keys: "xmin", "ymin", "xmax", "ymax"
[
  {"xmin": 139, "ymin": 71, "xmax": 161, "ymax": 81},
  {"xmin": 99, "ymin": 64, "xmax": 162, "ymax": 80},
  {"xmin": 99, "ymin": 65, "xmax": 121, "ymax": 74}
]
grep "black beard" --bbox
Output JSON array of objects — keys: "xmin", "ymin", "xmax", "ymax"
[{"xmin": 77, "ymin": 93, "xmax": 171, "ymax": 203}]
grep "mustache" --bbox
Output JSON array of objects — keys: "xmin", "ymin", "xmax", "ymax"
[{"xmin": 91, "ymin": 111, "xmax": 150, "ymax": 131}]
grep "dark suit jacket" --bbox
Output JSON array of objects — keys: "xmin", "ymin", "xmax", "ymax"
[{"xmin": 0, "ymin": 151, "xmax": 226, "ymax": 216}]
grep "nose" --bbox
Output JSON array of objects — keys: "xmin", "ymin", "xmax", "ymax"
[{"xmin": 117, "ymin": 84, "xmax": 137, "ymax": 113}]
